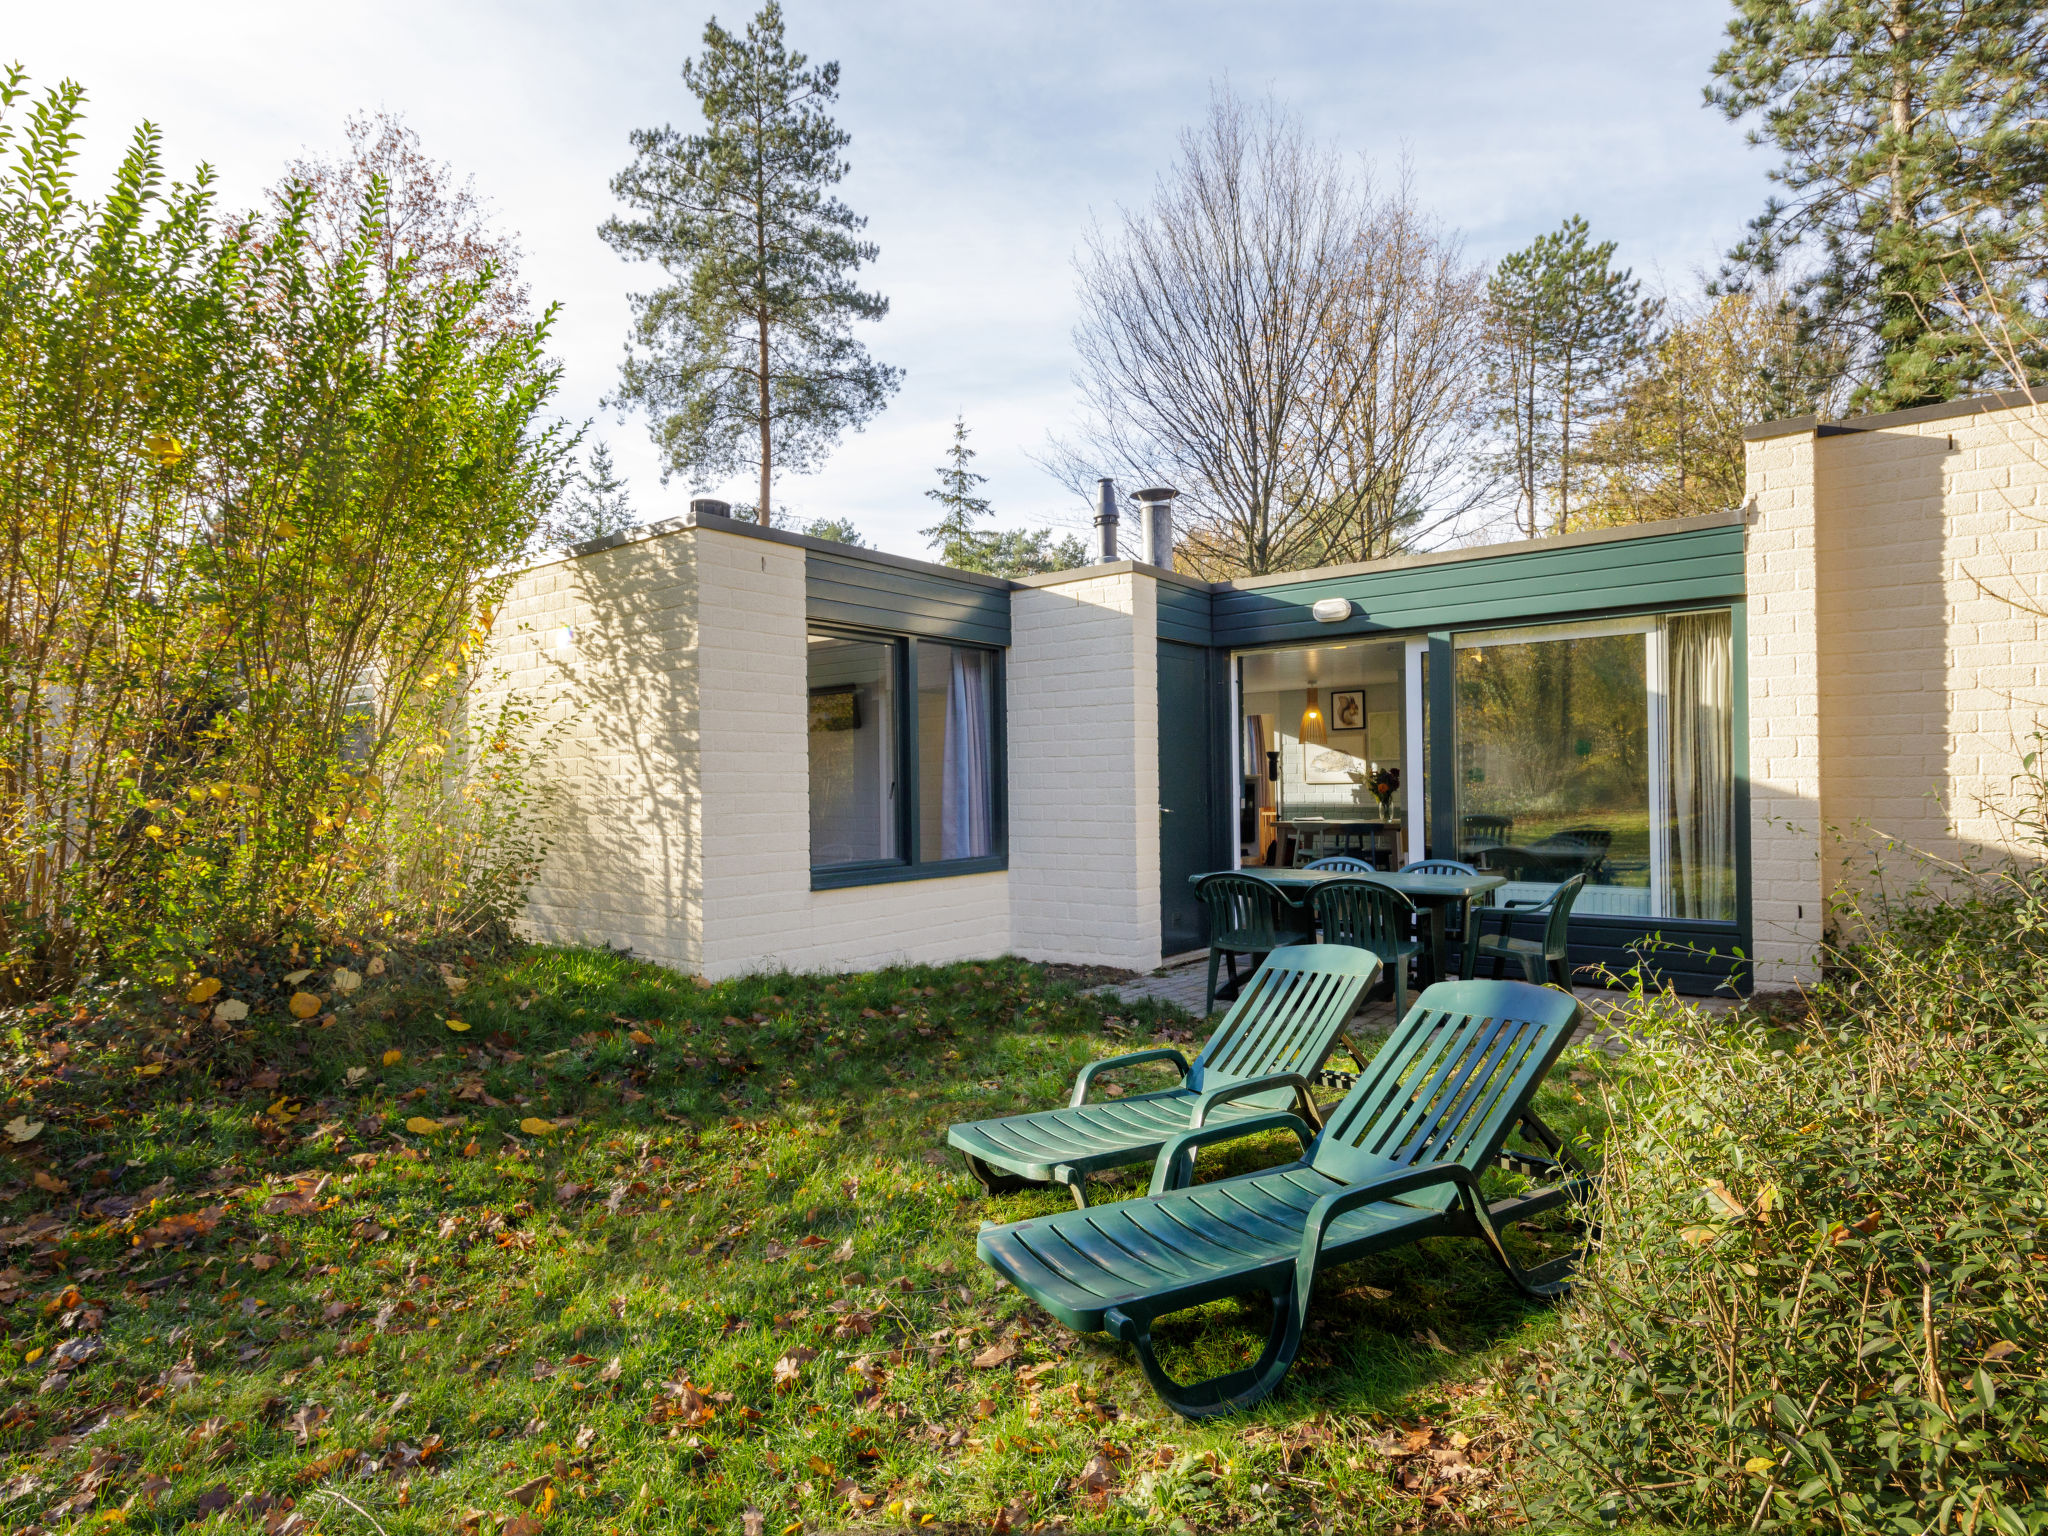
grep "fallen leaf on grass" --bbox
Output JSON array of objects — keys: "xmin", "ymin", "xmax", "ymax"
[
  {"xmin": 3, "ymin": 1118, "xmax": 40, "ymax": 1144},
  {"xmin": 139, "ymin": 1207, "xmax": 223, "ymax": 1248},
  {"xmin": 214, "ymin": 999, "xmax": 250, "ymax": 1022},
  {"xmin": 772, "ymin": 1348, "xmax": 818, "ymax": 1393},
  {"xmin": 446, "ymin": 1019, "xmax": 470, "ymax": 1033},
  {"xmin": 518, "ymin": 1118, "xmax": 557, "ymax": 1136},
  {"xmin": 289, "ymin": 1403, "xmax": 328, "ymax": 1445},
  {"xmin": 501, "ymin": 1518, "xmax": 543, "ymax": 1536},
  {"xmin": 741, "ymin": 1510, "xmax": 766, "ymax": 1536},
  {"xmin": 405, "ymin": 1117, "xmax": 450, "ymax": 1136},
  {"xmin": 288, "ymin": 992, "xmax": 322, "ymax": 1019},
  {"xmin": 832, "ymin": 1237, "xmax": 855, "ymax": 1262},
  {"xmin": 506, "ymin": 1475, "xmax": 552, "ymax": 1507},
  {"xmin": 32, "ymin": 1171, "xmax": 67, "ymax": 1195},
  {"xmin": 438, "ymin": 964, "xmax": 468, "ymax": 997},
  {"xmin": 972, "ymin": 1341, "xmax": 1018, "ymax": 1369},
  {"xmin": 1078, "ymin": 1453, "xmax": 1121, "ymax": 1494},
  {"xmin": 282, "ymin": 969, "xmax": 313, "ymax": 985},
  {"xmin": 382, "ymin": 1050, "xmax": 404, "ymax": 1067},
  {"xmin": 187, "ymin": 978, "xmax": 222, "ymax": 1004},
  {"xmin": 331, "ymin": 968, "xmax": 361, "ymax": 994}
]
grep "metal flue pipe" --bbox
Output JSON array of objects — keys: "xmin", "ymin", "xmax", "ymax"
[
  {"xmin": 1094, "ymin": 478, "xmax": 1120, "ymax": 562},
  {"xmin": 1131, "ymin": 486, "xmax": 1180, "ymax": 571}
]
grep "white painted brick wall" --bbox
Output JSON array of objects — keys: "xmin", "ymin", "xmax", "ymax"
[
  {"xmin": 1743, "ymin": 428, "xmax": 1824, "ymax": 989},
  {"xmin": 1747, "ymin": 398, "xmax": 2048, "ymax": 986},
  {"xmin": 1007, "ymin": 571, "xmax": 1163, "ymax": 970}
]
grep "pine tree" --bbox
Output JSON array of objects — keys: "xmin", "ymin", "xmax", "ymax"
[
  {"xmin": 540, "ymin": 441, "xmax": 637, "ymax": 551},
  {"xmin": 800, "ymin": 516, "xmax": 865, "ymax": 546},
  {"xmin": 920, "ymin": 417, "xmax": 1088, "ymax": 576},
  {"xmin": 1710, "ymin": 0, "xmax": 2048, "ymax": 410},
  {"xmin": 919, "ymin": 415, "xmax": 994, "ymax": 566},
  {"xmin": 601, "ymin": 2, "xmax": 901, "ymax": 523},
  {"xmin": 1484, "ymin": 217, "xmax": 1657, "ymax": 537}
]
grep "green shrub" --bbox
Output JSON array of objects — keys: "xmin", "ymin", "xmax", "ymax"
[{"xmin": 1523, "ymin": 916, "xmax": 2048, "ymax": 1532}]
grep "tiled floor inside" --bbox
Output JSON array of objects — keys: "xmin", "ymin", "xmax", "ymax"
[{"xmin": 1087, "ymin": 952, "xmax": 1742, "ymax": 1054}]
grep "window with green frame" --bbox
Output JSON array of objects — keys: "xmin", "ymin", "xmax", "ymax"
[{"xmin": 806, "ymin": 629, "xmax": 1005, "ymax": 888}]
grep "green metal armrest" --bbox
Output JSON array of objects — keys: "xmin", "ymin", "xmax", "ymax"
[
  {"xmin": 1069, "ymin": 1047, "xmax": 1192, "ymax": 1108},
  {"xmin": 1149, "ymin": 1112, "xmax": 1315, "ymax": 1196},
  {"xmin": 1295, "ymin": 1164, "xmax": 1472, "ymax": 1311},
  {"xmin": 1189, "ymin": 1071, "xmax": 1321, "ymax": 1130}
]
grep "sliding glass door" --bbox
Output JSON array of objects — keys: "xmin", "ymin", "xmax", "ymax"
[{"xmin": 1452, "ymin": 611, "xmax": 1734, "ymax": 920}]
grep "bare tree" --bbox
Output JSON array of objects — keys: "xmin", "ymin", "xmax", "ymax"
[
  {"xmin": 1055, "ymin": 90, "xmax": 1379, "ymax": 578},
  {"xmin": 1304, "ymin": 171, "xmax": 1491, "ymax": 562},
  {"xmin": 278, "ymin": 111, "xmax": 531, "ymax": 333}
]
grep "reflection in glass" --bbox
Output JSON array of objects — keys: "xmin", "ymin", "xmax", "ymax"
[
  {"xmin": 807, "ymin": 634, "xmax": 897, "ymax": 868},
  {"xmin": 1454, "ymin": 613, "xmax": 1734, "ymax": 921}
]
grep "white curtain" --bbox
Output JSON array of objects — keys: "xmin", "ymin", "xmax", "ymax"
[
  {"xmin": 942, "ymin": 648, "xmax": 993, "ymax": 859},
  {"xmin": 1664, "ymin": 611, "xmax": 1734, "ymax": 920}
]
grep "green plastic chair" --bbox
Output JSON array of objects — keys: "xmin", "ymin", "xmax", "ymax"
[
  {"xmin": 1468, "ymin": 872, "xmax": 1588, "ymax": 988},
  {"xmin": 1195, "ymin": 872, "xmax": 1289, "ymax": 1015},
  {"xmin": 1399, "ymin": 857, "xmax": 1487, "ymax": 960},
  {"xmin": 1309, "ymin": 877, "xmax": 1421, "ymax": 1018},
  {"xmin": 974, "ymin": 979, "xmax": 1592, "ymax": 1418},
  {"xmin": 946, "ymin": 945, "xmax": 1383, "ymax": 1208}
]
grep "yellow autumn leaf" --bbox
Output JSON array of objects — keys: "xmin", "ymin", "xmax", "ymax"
[
  {"xmin": 24, "ymin": 1347, "xmax": 42, "ymax": 1364},
  {"xmin": 1679, "ymin": 1226, "xmax": 1717, "ymax": 1246},
  {"xmin": 382, "ymin": 1048, "xmax": 403, "ymax": 1067},
  {"xmin": 1755, "ymin": 1182, "xmax": 1780, "ymax": 1217},
  {"xmin": 288, "ymin": 991, "xmax": 322, "ymax": 1019},
  {"xmin": 1745, "ymin": 1456, "xmax": 1776, "ymax": 1475},
  {"xmin": 282, "ymin": 968, "xmax": 312, "ymax": 985},
  {"xmin": 331, "ymin": 968, "xmax": 362, "ymax": 994},
  {"xmin": 143, "ymin": 825, "xmax": 163, "ymax": 839},
  {"xmin": 137, "ymin": 1063, "xmax": 163, "ymax": 1076},
  {"xmin": 519, "ymin": 1117, "xmax": 557, "ymax": 1136},
  {"xmin": 404, "ymin": 1116, "xmax": 445, "ymax": 1135},
  {"xmin": 187, "ymin": 978, "xmax": 222, "ymax": 1004},
  {"xmin": 445, "ymin": 1018, "xmax": 471, "ymax": 1033},
  {"xmin": 213, "ymin": 998, "xmax": 249, "ymax": 1022},
  {"xmin": 142, "ymin": 432, "xmax": 185, "ymax": 465}
]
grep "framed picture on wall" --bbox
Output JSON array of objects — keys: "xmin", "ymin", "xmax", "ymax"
[
  {"xmin": 1329, "ymin": 689, "xmax": 1365, "ymax": 731},
  {"xmin": 1304, "ymin": 732, "xmax": 1369, "ymax": 785}
]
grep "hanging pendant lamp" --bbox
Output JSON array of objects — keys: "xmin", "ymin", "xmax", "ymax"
[{"xmin": 1300, "ymin": 687, "xmax": 1328, "ymax": 747}]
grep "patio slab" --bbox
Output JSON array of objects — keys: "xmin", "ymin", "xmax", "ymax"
[{"xmin": 1087, "ymin": 956, "xmax": 1742, "ymax": 1053}]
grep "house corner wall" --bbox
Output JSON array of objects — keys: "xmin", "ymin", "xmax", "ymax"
[
  {"xmin": 1008, "ymin": 571, "xmax": 1162, "ymax": 971},
  {"xmin": 1742, "ymin": 429, "xmax": 1824, "ymax": 990},
  {"xmin": 480, "ymin": 531, "xmax": 704, "ymax": 971}
]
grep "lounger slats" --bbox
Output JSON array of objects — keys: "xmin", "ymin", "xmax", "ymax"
[{"xmin": 975, "ymin": 979, "xmax": 1590, "ymax": 1416}]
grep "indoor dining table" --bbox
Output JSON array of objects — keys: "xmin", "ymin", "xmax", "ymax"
[{"xmin": 1188, "ymin": 866, "xmax": 1506, "ymax": 985}]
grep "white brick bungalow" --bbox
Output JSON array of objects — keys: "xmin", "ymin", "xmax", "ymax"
[{"xmin": 477, "ymin": 391, "xmax": 2048, "ymax": 995}]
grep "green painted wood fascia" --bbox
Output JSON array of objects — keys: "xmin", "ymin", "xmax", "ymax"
[
  {"xmin": 806, "ymin": 549, "xmax": 1011, "ymax": 647},
  {"xmin": 1157, "ymin": 582, "xmax": 1214, "ymax": 645},
  {"xmin": 1211, "ymin": 522, "xmax": 1744, "ymax": 648}
]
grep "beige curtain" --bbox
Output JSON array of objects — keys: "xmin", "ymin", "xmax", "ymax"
[{"xmin": 1664, "ymin": 611, "xmax": 1734, "ymax": 920}]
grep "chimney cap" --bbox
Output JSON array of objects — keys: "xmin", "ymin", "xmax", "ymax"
[
  {"xmin": 690, "ymin": 497, "xmax": 733, "ymax": 518},
  {"xmin": 1129, "ymin": 486, "xmax": 1181, "ymax": 503}
]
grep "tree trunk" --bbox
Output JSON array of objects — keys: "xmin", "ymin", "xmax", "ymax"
[{"xmin": 757, "ymin": 308, "xmax": 771, "ymax": 525}]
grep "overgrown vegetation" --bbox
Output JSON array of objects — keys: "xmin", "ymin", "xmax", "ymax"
[
  {"xmin": 1523, "ymin": 878, "xmax": 2048, "ymax": 1532},
  {"xmin": 0, "ymin": 952, "xmax": 1617, "ymax": 1534},
  {"xmin": 0, "ymin": 72, "xmax": 569, "ymax": 996}
]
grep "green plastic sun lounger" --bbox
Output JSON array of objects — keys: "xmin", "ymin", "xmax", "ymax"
[
  {"xmin": 974, "ymin": 978, "xmax": 1593, "ymax": 1418},
  {"xmin": 947, "ymin": 945, "xmax": 1382, "ymax": 1209}
]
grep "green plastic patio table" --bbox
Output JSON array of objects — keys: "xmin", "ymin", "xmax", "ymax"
[{"xmin": 1187, "ymin": 867, "xmax": 1506, "ymax": 984}]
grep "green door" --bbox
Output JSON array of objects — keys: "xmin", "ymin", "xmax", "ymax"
[{"xmin": 1158, "ymin": 640, "xmax": 1219, "ymax": 957}]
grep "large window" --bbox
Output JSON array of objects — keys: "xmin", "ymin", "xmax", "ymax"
[
  {"xmin": 807, "ymin": 630, "xmax": 1002, "ymax": 886},
  {"xmin": 1454, "ymin": 610, "xmax": 1734, "ymax": 921}
]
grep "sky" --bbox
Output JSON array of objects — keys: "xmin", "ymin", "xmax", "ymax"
[{"xmin": 10, "ymin": 0, "xmax": 1779, "ymax": 561}]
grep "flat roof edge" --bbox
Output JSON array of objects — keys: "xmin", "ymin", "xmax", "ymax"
[
  {"xmin": 1218, "ymin": 509, "xmax": 1746, "ymax": 593},
  {"xmin": 504, "ymin": 509, "xmax": 1021, "ymax": 590},
  {"xmin": 1011, "ymin": 559, "xmax": 1214, "ymax": 592},
  {"xmin": 1745, "ymin": 387, "xmax": 2048, "ymax": 441}
]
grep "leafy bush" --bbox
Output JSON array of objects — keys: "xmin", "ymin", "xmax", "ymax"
[
  {"xmin": 0, "ymin": 69, "xmax": 570, "ymax": 992},
  {"xmin": 1523, "ymin": 902, "xmax": 2048, "ymax": 1532}
]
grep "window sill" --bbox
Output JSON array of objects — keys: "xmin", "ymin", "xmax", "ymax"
[{"xmin": 810, "ymin": 855, "xmax": 1008, "ymax": 892}]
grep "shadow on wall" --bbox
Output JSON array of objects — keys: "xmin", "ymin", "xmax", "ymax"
[
  {"xmin": 522, "ymin": 535, "xmax": 703, "ymax": 965},
  {"xmin": 1817, "ymin": 426, "xmax": 2048, "ymax": 905}
]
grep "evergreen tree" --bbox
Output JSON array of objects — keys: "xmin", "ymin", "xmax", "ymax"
[
  {"xmin": 919, "ymin": 415, "xmax": 994, "ymax": 566},
  {"xmin": 920, "ymin": 417, "xmax": 1088, "ymax": 576},
  {"xmin": 601, "ymin": 2, "xmax": 901, "ymax": 523},
  {"xmin": 1484, "ymin": 217, "xmax": 1657, "ymax": 537},
  {"xmin": 800, "ymin": 516, "xmax": 865, "ymax": 546},
  {"xmin": 540, "ymin": 441, "xmax": 637, "ymax": 551},
  {"xmin": 1710, "ymin": 0, "xmax": 2048, "ymax": 410}
]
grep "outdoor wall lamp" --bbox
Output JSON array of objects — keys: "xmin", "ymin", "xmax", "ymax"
[{"xmin": 1312, "ymin": 597, "xmax": 1353, "ymax": 623}]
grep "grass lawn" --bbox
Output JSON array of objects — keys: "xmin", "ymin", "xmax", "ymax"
[{"xmin": 0, "ymin": 945, "xmax": 1626, "ymax": 1534}]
